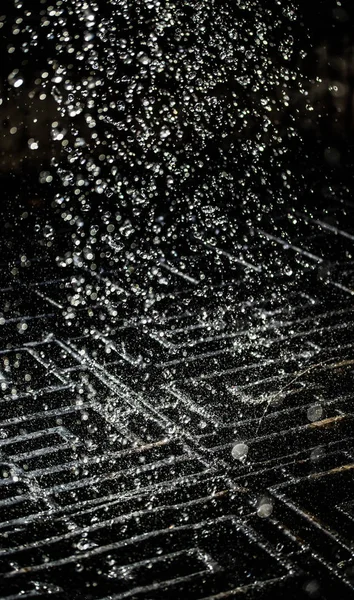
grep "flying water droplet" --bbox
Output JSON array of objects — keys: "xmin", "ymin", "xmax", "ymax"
[
  {"xmin": 231, "ymin": 442, "xmax": 249, "ymax": 462},
  {"xmin": 257, "ymin": 497, "xmax": 273, "ymax": 518},
  {"xmin": 307, "ymin": 405, "xmax": 323, "ymax": 422},
  {"xmin": 159, "ymin": 127, "xmax": 171, "ymax": 140},
  {"xmin": 8, "ymin": 70, "xmax": 24, "ymax": 88}
]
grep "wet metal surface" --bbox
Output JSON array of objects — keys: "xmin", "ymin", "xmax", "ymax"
[{"xmin": 1, "ymin": 202, "xmax": 354, "ymax": 599}]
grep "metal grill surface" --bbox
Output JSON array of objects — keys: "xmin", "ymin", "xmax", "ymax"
[{"xmin": 1, "ymin": 202, "xmax": 354, "ymax": 599}]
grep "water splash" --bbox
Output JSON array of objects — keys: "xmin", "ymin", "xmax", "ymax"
[{"xmin": 2, "ymin": 0, "xmax": 309, "ymax": 266}]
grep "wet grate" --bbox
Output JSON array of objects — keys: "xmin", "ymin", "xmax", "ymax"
[{"xmin": 1, "ymin": 206, "xmax": 354, "ymax": 599}]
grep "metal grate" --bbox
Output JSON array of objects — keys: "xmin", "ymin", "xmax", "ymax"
[{"xmin": 1, "ymin": 204, "xmax": 354, "ymax": 599}]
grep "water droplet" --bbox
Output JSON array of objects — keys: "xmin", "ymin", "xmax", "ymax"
[
  {"xmin": 160, "ymin": 127, "xmax": 171, "ymax": 140},
  {"xmin": 257, "ymin": 498, "xmax": 273, "ymax": 518},
  {"xmin": 307, "ymin": 405, "xmax": 323, "ymax": 423},
  {"xmin": 231, "ymin": 442, "xmax": 249, "ymax": 462}
]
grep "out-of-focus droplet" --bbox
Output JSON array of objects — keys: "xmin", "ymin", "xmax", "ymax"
[
  {"xmin": 8, "ymin": 70, "xmax": 24, "ymax": 88},
  {"xmin": 257, "ymin": 498, "xmax": 273, "ymax": 518},
  {"xmin": 307, "ymin": 405, "xmax": 323, "ymax": 422},
  {"xmin": 231, "ymin": 442, "xmax": 249, "ymax": 462}
]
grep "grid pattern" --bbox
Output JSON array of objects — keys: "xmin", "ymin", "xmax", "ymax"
[{"xmin": 1, "ymin": 204, "xmax": 354, "ymax": 599}]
